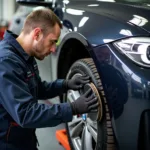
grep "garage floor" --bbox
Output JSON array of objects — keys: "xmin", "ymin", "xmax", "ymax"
[{"xmin": 36, "ymin": 123, "xmax": 65, "ymax": 150}]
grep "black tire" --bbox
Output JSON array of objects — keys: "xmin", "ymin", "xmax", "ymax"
[{"xmin": 63, "ymin": 58, "xmax": 116, "ymax": 150}]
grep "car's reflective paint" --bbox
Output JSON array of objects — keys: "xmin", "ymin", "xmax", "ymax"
[
  {"xmin": 59, "ymin": 0, "xmax": 150, "ymax": 46},
  {"xmin": 56, "ymin": 0, "xmax": 150, "ymax": 149},
  {"xmin": 91, "ymin": 42, "xmax": 150, "ymax": 149}
]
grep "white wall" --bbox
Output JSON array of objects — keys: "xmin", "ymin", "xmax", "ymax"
[{"xmin": 1, "ymin": 0, "xmax": 16, "ymax": 21}]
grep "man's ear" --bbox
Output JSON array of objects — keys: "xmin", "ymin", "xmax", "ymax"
[{"xmin": 33, "ymin": 27, "xmax": 43, "ymax": 41}]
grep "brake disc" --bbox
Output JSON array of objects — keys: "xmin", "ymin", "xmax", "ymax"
[{"xmin": 83, "ymin": 83, "xmax": 103, "ymax": 121}]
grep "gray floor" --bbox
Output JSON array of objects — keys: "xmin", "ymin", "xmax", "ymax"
[{"xmin": 36, "ymin": 124, "xmax": 65, "ymax": 150}]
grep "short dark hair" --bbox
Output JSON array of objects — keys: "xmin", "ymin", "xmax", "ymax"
[{"xmin": 23, "ymin": 8, "xmax": 62, "ymax": 35}]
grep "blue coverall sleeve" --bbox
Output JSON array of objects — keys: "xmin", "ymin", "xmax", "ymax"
[
  {"xmin": 37, "ymin": 77, "xmax": 66, "ymax": 100},
  {"xmin": 0, "ymin": 56, "xmax": 72, "ymax": 128}
]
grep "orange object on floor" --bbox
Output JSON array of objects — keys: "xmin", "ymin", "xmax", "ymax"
[{"xmin": 55, "ymin": 129, "xmax": 71, "ymax": 150}]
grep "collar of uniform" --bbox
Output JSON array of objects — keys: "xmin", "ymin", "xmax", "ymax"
[{"xmin": 3, "ymin": 30, "xmax": 31, "ymax": 61}]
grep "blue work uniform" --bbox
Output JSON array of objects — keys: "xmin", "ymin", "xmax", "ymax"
[{"xmin": 0, "ymin": 30, "xmax": 73, "ymax": 150}]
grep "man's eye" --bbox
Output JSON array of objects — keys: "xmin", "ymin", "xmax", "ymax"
[
  {"xmin": 50, "ymin": 41, "xmax": 54, "ymax": 44},
  {"xmin": 50, "ymin": 40, "xmax": 57, "ymax": 45}
]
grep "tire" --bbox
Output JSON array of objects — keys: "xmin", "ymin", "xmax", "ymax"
[{"xmin": 63, "ymin": 58, "xmax": 116, "ymax": 150}]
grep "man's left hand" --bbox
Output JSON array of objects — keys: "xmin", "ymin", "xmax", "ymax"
[{"xmin": 66, "ymin": 75, "xmax": 90, "ymax": 90}]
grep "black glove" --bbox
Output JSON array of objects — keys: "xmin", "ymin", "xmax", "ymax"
[
  {"xmin": 70, "ymin": 88, "xmax": 99, "ymax": 115},
  {"xmin": 64, "ymin": 75, "xmax": 90, "ymax": 91}
]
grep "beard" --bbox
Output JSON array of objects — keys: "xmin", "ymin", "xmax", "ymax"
[{"xmin": 33, "ymin": 39, "xmax": 45, "ymax": 60}]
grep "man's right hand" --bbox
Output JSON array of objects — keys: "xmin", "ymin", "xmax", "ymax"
[{"xmin": 70, "ymin": 89, "xmax": 99, "ymax": 115}]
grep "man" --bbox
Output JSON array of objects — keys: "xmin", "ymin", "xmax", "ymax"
[{"xmin": 0, "ymin": 8, "xmax": 99, "ymax": 150}]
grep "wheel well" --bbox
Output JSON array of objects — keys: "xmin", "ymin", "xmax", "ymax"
[{"xmin": 57, "ymin": 39, "xmax": 90, "ymax": 78}]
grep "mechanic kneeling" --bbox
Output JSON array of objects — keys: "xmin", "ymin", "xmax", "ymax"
[{"xmin": 0, "ymin": 8, "xmax": 99, "ymax": 150}]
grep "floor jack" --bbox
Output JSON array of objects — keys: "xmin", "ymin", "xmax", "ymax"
[{"xmin": 55, "ymin": 129, "xmax": 71, "ymax": 150}]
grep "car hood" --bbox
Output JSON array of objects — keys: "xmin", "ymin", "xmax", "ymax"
[{"xmin": 67, "ymin": 1, "xmax": 150, "ymax": 33}]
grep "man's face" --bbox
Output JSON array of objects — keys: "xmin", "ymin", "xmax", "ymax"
[{"xmin": 33, "ymin": 23, "xmax": 60, "ymax": 60}]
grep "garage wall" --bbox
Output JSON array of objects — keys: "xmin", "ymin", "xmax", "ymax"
[{"xmin": 0, "ymin": 0, "xmax": 16, "ymax": 21}]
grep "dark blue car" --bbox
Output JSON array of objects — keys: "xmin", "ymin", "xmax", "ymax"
[{"xmin": 16, "ymin": 0, "xmax": 150, "ymax": 149}]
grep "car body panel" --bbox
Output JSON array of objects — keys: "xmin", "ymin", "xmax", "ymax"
[
  {"xmin": 63, "ymin": 10, "xmax": 149, "ymax": 46},
  {"xmin": 64, "ymin": 1, "xmax": 150, "ymax": 32},
  {"xmin": 59, "ymin": 0, "xmax": 150, "ymax": 46},
  {"xmin": 92, "ymin": 43, "xmax": 150, "ymax": 149}
]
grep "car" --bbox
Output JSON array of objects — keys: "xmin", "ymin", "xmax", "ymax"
[
  {"xmin": 8, "ymin": 5, "xmax": 34, "ymax": 35},
  {"xmin": 15, "ymin": 0, "xmax": 150, "ymax": 150},
  {"xmin": 8, "ymin": 5, "xmax": 45, "ymax": 35}
]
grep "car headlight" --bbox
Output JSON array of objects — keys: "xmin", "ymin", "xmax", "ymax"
[{"xmin": 114, "ymin": 37, "xmax": 150, "ymax": 67}]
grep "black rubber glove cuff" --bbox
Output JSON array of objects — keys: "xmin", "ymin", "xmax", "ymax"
[{"xmin": 70, "ymin": 102, "xmax": 76, "ymax": 115}]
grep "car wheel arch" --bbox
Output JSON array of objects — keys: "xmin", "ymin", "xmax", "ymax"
[{"xmin": 57, "ymin": 32, "xmax": 93, "ymax": 80}]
